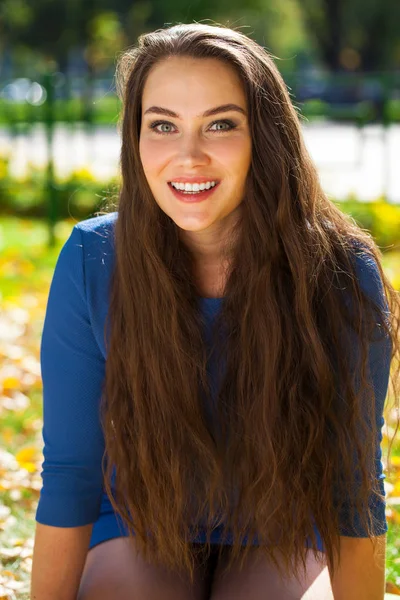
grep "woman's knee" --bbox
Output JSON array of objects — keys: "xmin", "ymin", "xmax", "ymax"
[
  {"xmin": 209, "ymin": 546, "xmax": 333, "ymax": 600},
  {"xmin": 77, "ymin": 537, "xmax": 210, "ymax": 600}
]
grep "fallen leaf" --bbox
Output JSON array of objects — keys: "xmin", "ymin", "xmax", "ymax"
[
  {"xmin": 15, "ymin": 446, "xmax": 41, "ymax": 473},
  {"xmin": 386, "ymin": 580, "xmax": 400, "ymax": 595}
]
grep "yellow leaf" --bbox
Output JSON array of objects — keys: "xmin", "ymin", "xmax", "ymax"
[
  {"xmin": 1, "ymin": 570, "xmax": 15, "ymax": 578},
  {"xmin": 24, "ymin": 463, "xmax": 36, "ymax": 473},
  {"xmin": 2, "ymin": 377, "xmax": 19, "ymax": 391},
  {"xmin": 19, "ymin": 260, "xmax": 35, "ymax": 275},
  {"xmin": 386, "ymin": 580, "xmax": 400, "ymax": 595},
  {"xmin": 15, "ymin": 446, "xmax": 40, "ymax": 472},
  {"xmin": 15, "ymin": 447, "xmax": 36, "ymax": 462}
]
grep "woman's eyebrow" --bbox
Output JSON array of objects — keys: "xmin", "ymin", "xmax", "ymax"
[{"xmin": 143, "ymin": 103, "xmax": 247, "ymax": 118}]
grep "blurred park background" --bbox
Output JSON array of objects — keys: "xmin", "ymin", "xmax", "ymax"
[{"xmin": 0, "ymin": 0, "xmax": 400, "ymax": 597}]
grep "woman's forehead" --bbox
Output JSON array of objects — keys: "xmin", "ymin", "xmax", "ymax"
[{"xmin": 141, "ymin": 57, "xmax": 247, "ymax": 115}]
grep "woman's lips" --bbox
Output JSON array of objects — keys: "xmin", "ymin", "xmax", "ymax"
[{"xmin": 167, "ymin": 182, "xmax": 220, "ymax": 203}]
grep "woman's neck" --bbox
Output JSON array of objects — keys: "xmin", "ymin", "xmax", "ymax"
[{"xmin": 194, "ymin": 260, "xmax": 228, "ymax": 299}]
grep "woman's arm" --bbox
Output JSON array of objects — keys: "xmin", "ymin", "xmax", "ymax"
[
  {"xmin": 329, "ymin": 534, "xmax": 386, "ymax": 600},
  {"xmin": 32, "ymin": 224, "xmax": 107, "ymax": 593},
  {"xmin": 31, "ymin": 523, "xmax": 93, "ymax": 600},
  {"xmin": 331, "ymin": 252, "xmax": 390, "ymax": 599}
]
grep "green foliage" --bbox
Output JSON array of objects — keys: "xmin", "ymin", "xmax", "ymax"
[
  {"xmin": 387, "ymin": 100, "xmax": 400, "ymax": 122},
  {"xmin": 299, "ymin": 99, "xmax": 388, "ymax": 124},
  {"xmin": 297, "ymin": 0, "xmax": 400, "ymax": 71},
  {"xmin": 0, "ymin": 156, "xmax": 118, "ymax": 221},
  {"xmin": 0, "ymin": 95, "xmax": 122, "ymax": 126},
  {"xmin": 334, "ymin": 197, "xmax": 400, "ymax": 249}
]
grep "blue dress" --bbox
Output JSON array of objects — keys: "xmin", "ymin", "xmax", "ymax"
[{"xmin": 35, "ymin": 212, "xmax": 391, "ymax": 552}]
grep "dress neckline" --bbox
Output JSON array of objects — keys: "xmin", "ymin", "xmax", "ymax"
[{"xmin": 198, "ymin": 296, "xmax": 223, "ymax": 302}]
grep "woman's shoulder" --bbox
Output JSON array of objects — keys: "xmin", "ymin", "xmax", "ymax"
[
  {"xmin": 74, "ymin": 210, "xmax": 118, "ymax": 240},
  {"xmin": 346, "ymin": 238, "xmax": 385, "ymax": 307},
  {"xmin": 73, "ymin": 211, "xmax": 118, "ymax": 270},
  {"xmin": 337, "ymin": 239, "xmax": 390, "ymax": 346},
  {"xmin": 72, "ymin": 213, "xmax": 118, "ymax": 355}
]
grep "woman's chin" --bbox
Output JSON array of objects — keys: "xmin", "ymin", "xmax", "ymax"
[{"xmin": 173, "ymin": 215, "xmax": 215, "ymax": 233}]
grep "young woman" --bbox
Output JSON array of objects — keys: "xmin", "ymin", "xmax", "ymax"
[{"xmin": 31, "ymin": 23, "xmax": 400, "ymax": 600}]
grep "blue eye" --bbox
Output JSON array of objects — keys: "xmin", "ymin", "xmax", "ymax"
[
  {"xmin": 148, "ymin": 119, "xmax": 237, "ymax": 134},
  {"xmin": 149, "ymin": 121, "xmax": 175, "ymax": 134},
  {"xmin": 209, "ymin": 120, "xmax": 237, "ymax": 132}
]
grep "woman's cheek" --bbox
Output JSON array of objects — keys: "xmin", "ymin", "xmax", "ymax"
[
  {"xmin": 213, "ymin": 137, "xmax": 251, "ymax": 165},
  {"xmin": 140, "ymin": 139, "xmax": 171, "ymax": 168}
]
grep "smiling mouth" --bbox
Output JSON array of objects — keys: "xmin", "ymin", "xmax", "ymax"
[
  {"xmin": 166, "ymin": 181, "xmax": 221, "ymax": 203},
  {"xmin": 167, "ymin": 182, "xmax": 221, "ymax": 194}
]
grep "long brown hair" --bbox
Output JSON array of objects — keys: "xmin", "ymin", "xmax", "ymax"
[{"xmin": 100, "ymin": 22, "xmax": 400, "ymax": 585}]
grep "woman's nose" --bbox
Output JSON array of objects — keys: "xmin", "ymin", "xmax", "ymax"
[{"xmin": 175, "ymin": 134, "xmax": 210, "ymax": 167}]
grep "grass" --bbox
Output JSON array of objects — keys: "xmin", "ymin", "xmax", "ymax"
[{"xmin": 0, "ymin": 215, "xmax": 399, "ymax": 597}]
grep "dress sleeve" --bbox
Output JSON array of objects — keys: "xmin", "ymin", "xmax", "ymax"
[
  {"xmin": 336, "ymin": 250, "xmax": 392, "ymax": 537},
  {"xmin": 35, "ymin": 225, "xmax": 106, "ymax": 527}
]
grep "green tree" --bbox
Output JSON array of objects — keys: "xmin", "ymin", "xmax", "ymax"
[
  {"xmin": 0, "ymin": 0, "xmax": 279, "ymax": 72},
  {"xmin": 297, "ymin": 0, "xmax": 400, "ymax": 71},
  {"xmin": 1, "ymin": 0, "xmax": 86, "ymax": 71}
]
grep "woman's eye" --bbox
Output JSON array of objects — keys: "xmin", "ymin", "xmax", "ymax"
[
  {"xmin": 149, "ymin": 121, "xmax": 176, "ymax": 134},
  {"xmin": 148, "ymin": 119, "xmax": 237, "ymax": 135},
  {"xmin": 209, "ymin": 120, "xmax": 237, "ymax": 132}
]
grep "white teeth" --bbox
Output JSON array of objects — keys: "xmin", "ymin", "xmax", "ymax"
[{"xmin": 170, "ymin": 180, "xmax": 217, "ymax": 191}]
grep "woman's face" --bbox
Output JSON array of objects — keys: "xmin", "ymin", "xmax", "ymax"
[{"xmin": 139, "ymin": 56, "xmax": 252, "ymax": 249}]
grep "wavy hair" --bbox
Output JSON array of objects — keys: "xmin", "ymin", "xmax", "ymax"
[{"xmin": 99, "ymin": 22, "xmax": 400, "ymax": 585}]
